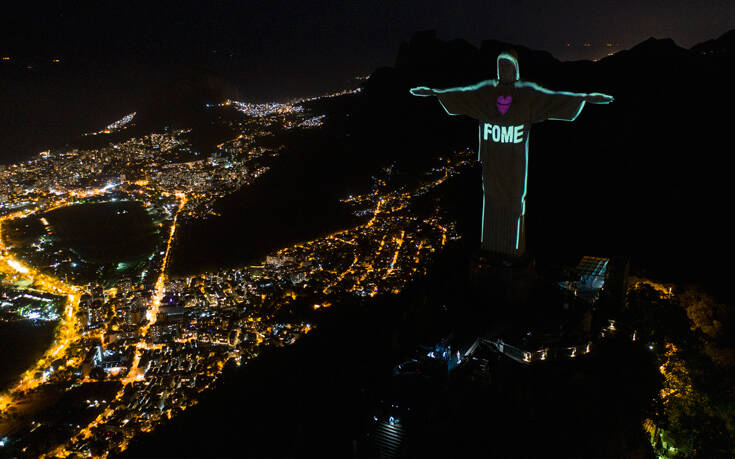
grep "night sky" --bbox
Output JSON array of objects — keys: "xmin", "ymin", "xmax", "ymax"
[
  {"xmin": 2, "ymin": 1, "xmax": 733, "ymax": 98},
  {"xmin": 0, "ymin": 0, "xmax": 735, "ymax": 100}
]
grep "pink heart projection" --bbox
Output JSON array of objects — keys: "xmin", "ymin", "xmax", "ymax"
[{"xmin": 497, "ymin": 95, "xmax": 512, "ymax": 114}]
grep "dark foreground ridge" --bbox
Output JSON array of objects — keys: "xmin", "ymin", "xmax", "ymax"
[{"xmin": 120, "ymin": 248, "xmax": 658, "ymax": 458}]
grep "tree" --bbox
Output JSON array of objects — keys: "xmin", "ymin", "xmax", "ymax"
[{"xmin": 678, "ymin": 286, "xmax": 735, "ymax": 369}]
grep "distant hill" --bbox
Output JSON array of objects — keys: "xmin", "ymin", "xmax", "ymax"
[
  {"xmin": 690, "ymin": 29, "xmax": 735, "ymax": 56},
  {"xmin": 133, "ymin": 69, "xmax": 240, "ymax": 131},
  {"xmin": 0, "ymin": 59, "xmax": 238, "ymax": 164}
]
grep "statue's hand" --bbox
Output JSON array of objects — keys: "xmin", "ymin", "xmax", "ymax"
[
  {"xmin": 410, "ymin": 86, "xmax": 435, "ymax": 97},
  {"xmin": 586, "ymin": 93, "xmax": 614, "ymax": 104}
]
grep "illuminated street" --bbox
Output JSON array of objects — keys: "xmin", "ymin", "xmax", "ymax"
[{"xmin": 0, "ymin": 88, "xmax": 466, "ymax": 457}]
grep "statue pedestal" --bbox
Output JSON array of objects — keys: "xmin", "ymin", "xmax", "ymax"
[{"xmin": 468, "ymin": 249, "xmax": 536, "ymax": 307}]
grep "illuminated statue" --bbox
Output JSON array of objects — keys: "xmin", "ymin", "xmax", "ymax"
[{"xmin": 411, "ymin": 50, "xmax": 613, "ymax": 262}]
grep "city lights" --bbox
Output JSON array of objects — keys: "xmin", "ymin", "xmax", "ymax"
[{"xmin": 0, "ymin": 85, "xmax": 458, "ymax": 456}]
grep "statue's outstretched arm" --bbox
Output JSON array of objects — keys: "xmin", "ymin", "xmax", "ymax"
[
  {"xmin": 409, "ymin": 80, "xmax": 498, "ymax": 119},
  {"xmin": 410, "ymin": 86, "xmax": 436, "ymax": 97},
  {"xmin": 518, "ymin": 81, "xmax": 613, "ymax": 122},
  {"xmin": 584, "ymin": 93, "xmax": 614, "ymax": 104}
]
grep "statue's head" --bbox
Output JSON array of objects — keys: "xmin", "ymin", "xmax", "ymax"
[{"xmin": 497, "ymin": 50, "xmax": 519, "ymax": 84}]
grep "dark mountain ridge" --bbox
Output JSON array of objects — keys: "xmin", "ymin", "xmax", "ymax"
[{"xmin": 690, "ymin": 29, "xmax": 735, "ymax": 55}]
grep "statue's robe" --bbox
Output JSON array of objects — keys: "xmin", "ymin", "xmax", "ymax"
[{"xmin": 433, "ymin": 79, "xmax": 591, "ymax": 257}]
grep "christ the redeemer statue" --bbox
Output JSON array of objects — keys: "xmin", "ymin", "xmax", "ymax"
[{"xmin": 410, "ymin": 49, "xmax": 613, "ymax": 261}]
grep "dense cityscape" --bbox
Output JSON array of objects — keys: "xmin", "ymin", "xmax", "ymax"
[
  {"xmin": 0, "ymin": 87, "xmax": 470, "ymax": 456},
  {"xmin": 2, "ymin": 1, "xmax": 734, "ymax": 454}
]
